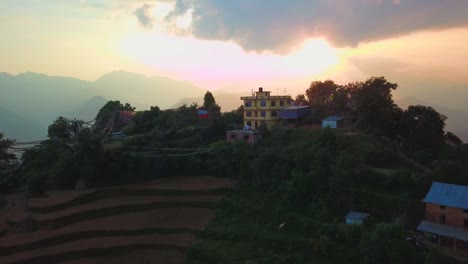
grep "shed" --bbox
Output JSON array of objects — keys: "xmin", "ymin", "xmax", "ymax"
[
  {"xmin": 322, "ymin": 116, "xmax": 344, "ymax": 129},
  {"xmin": 345, "ymin": 211, "xmax": 369, "ymax": 225}
]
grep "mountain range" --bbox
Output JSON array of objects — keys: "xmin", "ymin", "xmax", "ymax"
[{"xmin": 0, "ymin": 71, "xmax": 204, "ymax": 141}]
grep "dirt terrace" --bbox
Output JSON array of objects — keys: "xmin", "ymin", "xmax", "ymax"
[
  {"xmin": 61, "ymin": 249, "xmax": 186, "ymax": 264},
  {"xmin": 28, "ymin": 175, "xmax": 232, "ymax": 208},
  {"xmin": 34, "ymin": 195, "xmax": 222, "ymax": 221},
  {"xmin": 0, "ymin": 175, "xmax": 231, "ymax": 264},
  {"xmin": 1, "ymin": 208, "xmax": 215, "ymax": 248},
  {"xmin": 3, "ymin": 233, "xmax": 194, "ymax": 264}
]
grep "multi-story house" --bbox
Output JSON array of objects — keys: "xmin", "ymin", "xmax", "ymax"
[
  {"xmin": 418, "ymin": 182, "xmax": 468, "ymax": 251},
  {"xmin": 241, "ymin": 87, "xmax": 291, "ymax": 129}
]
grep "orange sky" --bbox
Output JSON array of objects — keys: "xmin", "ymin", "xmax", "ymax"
[{"xmin": 1, "ymin": 0, "xmax": 467, "ymax": 106}]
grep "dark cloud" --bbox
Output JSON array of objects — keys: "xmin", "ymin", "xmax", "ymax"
[
  {"xmin": 134, "ymin": 3, "xmax": 154, "ymax": 29},
  {"xmin": 166, "ymin": 0, "xmax": 468, "ymax": 53}
]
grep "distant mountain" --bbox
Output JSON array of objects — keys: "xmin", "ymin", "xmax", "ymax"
[
  {"xmin": 172, "ymin": 91, "xmax": 244, "ymax": 111},
  {"xmin": 0, "ymin": 71, "xmax": 205, "ymax": 140},
  {"xmin": 395, "ymin": 97, "xmax": 468, "ymax": 142},
  {"xmin": 0, "ymin": 107, "xmax": 44, "ymax": 141},
  {"xmin": 65, "ymin": 96, "xmax": 108, "ymax": 122},
  {"xmin": 94, "ymin": 70, "xmax": 205, "ymax": 109}
]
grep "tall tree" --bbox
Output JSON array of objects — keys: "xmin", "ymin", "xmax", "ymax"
[
  {"xmin": 305, "ymin": 80, "xmax": 339, "ymax": 105},
  {"xmin": 48, "ymin": 117, "xmax": 72, "ymax": 140},
  {"xmin": 352, "ymin": 77, "xmax": 401, "ymax": 138},
  {"xmin": 401, "ymin": 105, "xmax": 447, "ymax": 161},
  {"xmin": 95, "ymin": 100, "xmax": 134, "ymax": 132},
  {"xmin": 294, "ymin": 94, "xmax": 308, "ymax": 105},
  {"xmin": 203, "ymin": 91, "xmax": 217, "ymax": 109}
]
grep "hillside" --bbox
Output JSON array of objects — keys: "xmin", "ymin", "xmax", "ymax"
[
  {"xmin": 0, "ymin": 107, "xmax": 44, "ymax": 141},
  {"xmin": 0, "ymin": 176, "xmax": 232, "ymax": 264}
]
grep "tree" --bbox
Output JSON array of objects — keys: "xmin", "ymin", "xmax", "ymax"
[
  {"xmin": 95, "ymin": 100, "xmax": 135, "ymax": 132},
  {"xmin": 305, "ymin": 80, "xmax": 339, "ymax": 105},
  {"xmin": 401, "ymin": 105, "xmax": 446, "ymax": 160},
  {"xmin": 294, "ymin": 94, "xmax": 308, "ymax": 105},
  {"xmin": 351, "ymin": 77, "xmax": 401, "ymax": 138},
  {"xmin": 359, "ymin": 223, "xmax": 414, "ymax": 264},
  {"xmin": 48, "ymin": 117, "xmax": 72, "ymax": 140},
  {"xmin": 203, "ymin": 91, "xmax": 216, "ymax": 109},
  {"xmin": 0, "ymin": 133, "xmax": 15, "ymax": 169}
]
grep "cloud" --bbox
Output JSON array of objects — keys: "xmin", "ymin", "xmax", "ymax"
[
  {"xmin": 166, "ymin": 0, "xmax": 468, "ymax": 53},
  {"xmin": 134, "ymin": 3, "xmax": 155, "ymax": 28}
]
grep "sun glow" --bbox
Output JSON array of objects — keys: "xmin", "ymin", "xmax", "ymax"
[{"xmin": 117, "ymin": 22, "xmax": 339, "ymax": 88}]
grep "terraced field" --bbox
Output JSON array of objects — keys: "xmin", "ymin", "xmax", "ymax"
[{"xmin": 0, "ymin": 176, "xmax": 232, "ymax": 264}]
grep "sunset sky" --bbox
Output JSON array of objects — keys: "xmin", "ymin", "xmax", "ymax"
[{"xmin": 1, "ymin": 0, "xmax": 468, "ymax": 106}]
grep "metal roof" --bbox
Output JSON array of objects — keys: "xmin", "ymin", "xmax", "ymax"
[
  {"xmin": 346, "ymin": 211, "xmax": 369, "ymax": 220},
  {"xmin": 323, "ymin": 116, "xmax": 344, "ymax": 121},
  {"xmin": 283, "ymin": 105, "xmax": 310, "ymax": 110},
  {"xmin": 417, "ymin": 221, "xmax": 468, "ymax": 242},
  {"xmin": 422, "ymin": 182, "xmax": 468, "ymax": 209}
]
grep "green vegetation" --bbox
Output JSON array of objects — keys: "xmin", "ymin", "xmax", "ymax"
[{"xmin": 4, "ymin": 77, "xmax": 468, "ymax": 263}]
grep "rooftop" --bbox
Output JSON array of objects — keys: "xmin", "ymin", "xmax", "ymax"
[
  {"xmin": 282, "ymin": 105, "xmax": 310, "ymax": 110},
  {"xmin": 323, "ymin": 116, "xmax": 344, "ymax": 121},
  {"xmin": 418, "ymin": 220, "xmax": 468, "ymax": 242},
  {"xmin": 345, "ymin": 211, "xmax": 369, "ymax": 220},
  {"xmin": 422, "ymin": 182, "xmax": 468, "ymax": 209}
]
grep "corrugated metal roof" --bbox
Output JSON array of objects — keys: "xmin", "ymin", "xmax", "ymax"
[
  {"xmin": 283, "ymin": 105, "xmax": 310, "ymax": 110},
  {"xmin": 422, "ymin": 182, "xmax": 468, "ymax": 209},
  {"xmin": 323, "ymin": 116, "xmax": 344, "ymax": 121},
  {"xmin": 346, "ymin": 211, "xmax": 369, "ymax": 220},
  {"xmin": 417, "ymin": 220, "xmax": 468, "ymax": 242}
]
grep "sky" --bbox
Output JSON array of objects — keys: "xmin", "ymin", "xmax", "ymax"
[{"xmin": 1, "ymin": 0, "xmax": 468, "ymax": 107}]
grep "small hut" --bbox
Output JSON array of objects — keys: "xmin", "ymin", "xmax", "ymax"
[
  {"xmin": 322, "ymin": 116, "xmax": 344, "ymax": 129},
  {"xmin": 345, "ymin": 211, "xmax": 369, "ymax": 225}
]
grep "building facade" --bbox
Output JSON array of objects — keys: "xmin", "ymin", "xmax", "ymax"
[
  {"xmin": 226, "ymin": 129, "xmax": 261, "ymax": 144},
  {"xmin": 417, "ymin": 182, "xmax": 468, "ymax": 251},
  {"xmin": 241, "ymin": 87, "xmax": 291, "ymax": 129}
]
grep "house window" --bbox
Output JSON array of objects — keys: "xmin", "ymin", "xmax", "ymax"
[
  {"xmin": 271, "ymin": 101, "xmax": 276, "ymax": 107},
  {"xmin": 280, "ymin": 100, "xmax": 284, "ymax": 106},
  {"xmin": 465, "ymin": 219, "xmax": 468, "ymax": 229},
  {"xmin": 261, "ymin": 111, "xmax": 266, "ymax": 117},
  {"xmin": 440, "ymin": 205, "xmax": 445, "ymax": 209},
  {"xmin": 230, "ymin": 134, "xmax": 236, "ymax": 139},
  {"xmin": 245, "ymin": 101, "xmax": 252, "ymax": 107},
  {"xmin": 243, "ymin": 135, "xmax": 249, "ymax": 140},
  {"xmin": 271, "ymin": 111, "xmax": 278, "ymax": 117},
  {"xmin": 247, "ymin": 121, "xmax": 252, "ymax": 126},
  {"xmin": 440, "ymin": 214, "xmax": 446, "ymax": 224},
  {"xmin": 246, "ymin": 111, "xmax": 252, "ymax": 117},
  {"xmin": 261, "ymin": 101, "xmax": 266, "ymax": 107}
]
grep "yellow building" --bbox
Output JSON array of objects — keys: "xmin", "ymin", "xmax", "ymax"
[{"xmin": 241, "ymin": 87, "xmax": 292, "ymax": 129}]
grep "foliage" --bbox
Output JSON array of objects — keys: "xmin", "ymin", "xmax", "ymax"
[
  {"xmin": 48, "ymin": 116, "xmax": 72, "ymax": 140},
  {"xmin": 359, "ymin": 223, "xmax": 415, "ymax": 264},
  {"xmin": 0, "ymin": 133, "xmax": 16, "ymax": 169},
  {"xmin": 94, "ymin": 100, "xmax": 134, "ymax": 132}
]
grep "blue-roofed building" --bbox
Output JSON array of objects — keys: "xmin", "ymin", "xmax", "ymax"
[
  {"xmin": 345, "ymin": 211, "xmax": 369, "ymax": 225},
  {"xmin": 322, "ymin": 116, "xmax": 344, "ymax": 129},
  {"xmin": 417, "ymin": 182, "xmax": 468, "ymax": 251},
  {"xmin": 279, "ymin": 105, "xmax": 311, "ymax": 119}
]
